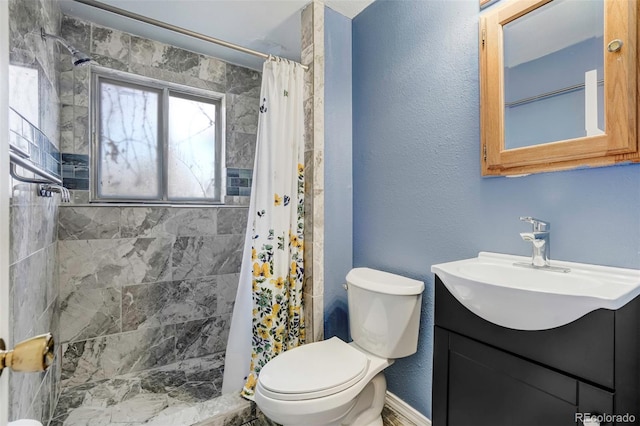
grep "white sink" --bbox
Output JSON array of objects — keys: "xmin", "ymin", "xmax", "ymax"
[{"xmin": 431, "ymin": 252, "xmax": 640, "ymax": 330}]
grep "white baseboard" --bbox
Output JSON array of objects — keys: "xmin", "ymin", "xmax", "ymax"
[{"xmin": 384, "ymin": 391, "xmax": 432, "ymax": 426}]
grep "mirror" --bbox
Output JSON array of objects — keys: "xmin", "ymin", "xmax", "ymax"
[
  {"xmin": 503, "ymin": 0, "xmax": 604, "ymax": 149},
  {"xmin": 480, "ymin": 0, "xmax": 638, "ymax": 176}
]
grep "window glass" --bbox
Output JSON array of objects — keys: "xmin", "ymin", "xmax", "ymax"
[
  {"xmin": 93, "ymin": 70, "xmax": 224, "ymax": 203},
  {"xmin": 168, "ymin": 95, "xmax": 217, "ymax": 200}
]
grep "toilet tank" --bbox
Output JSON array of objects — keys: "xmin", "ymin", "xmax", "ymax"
[{"xmin": 346, "ymin": 268, "xmax": 424, "ymax": 359}]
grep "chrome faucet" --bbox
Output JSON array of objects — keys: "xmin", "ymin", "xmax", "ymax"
[
  {"xmin": 519, "ymin": 217, "xmax": 550, "ymax": 267},
  {"xmin": 516, "ymin": 217, "xmax": 570, "ymax": 272}
]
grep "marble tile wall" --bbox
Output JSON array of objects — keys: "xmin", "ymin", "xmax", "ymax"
[
  {"xmin": 301, "ymin": 0, "xmax": 325, "ymax": 343},
  {"xmin": 59, "ymin": 15, "xmax": 261, "ymax": 206},
  {"xmin": 8, "ymin": 0, "xmax": 63, "ymax": 424},
  {"xmin": 57, "ymin": 206, "xmax": 247, "ymax": 388}
]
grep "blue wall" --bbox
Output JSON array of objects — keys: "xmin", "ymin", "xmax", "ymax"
[
  {"xmin": 324, "ymin": 7, "xmax": 353, "ymax": 341},
  {"xmin": 351, "ymin": 0, "xmax": 640, "ymax": 419}
]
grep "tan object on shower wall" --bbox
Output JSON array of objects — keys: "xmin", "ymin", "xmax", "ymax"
[{"xmin": 0, "ymin": 333, "xmax": 54, "ymax": 375}]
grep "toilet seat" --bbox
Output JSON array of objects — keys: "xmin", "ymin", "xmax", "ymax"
[{"xmin": 257, "ymin": 337, "xmax": 370, "ymax": 401}]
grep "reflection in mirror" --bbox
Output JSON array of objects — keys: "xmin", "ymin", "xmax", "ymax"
[
  {"xmin": 503, "ymin": 0, "xmax": 604, "ymax": 149},
  {"xmin": 8, "ymin": 64, "xmax": 39, "ymax": 126}
]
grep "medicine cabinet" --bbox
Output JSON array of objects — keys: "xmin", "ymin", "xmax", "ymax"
[{"xmin": 480, "ymin": 0, "xmax": 639, "ymax": 176}]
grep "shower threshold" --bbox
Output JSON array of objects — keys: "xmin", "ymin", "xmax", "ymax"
[{"xmin": 49, "ymin": 353, "xmax": 276, "ymax": 426}]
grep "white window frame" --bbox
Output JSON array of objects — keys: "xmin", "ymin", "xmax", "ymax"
[{"xmin": 91, "ymin": 67, "xmax": 225, "ymax": 204}]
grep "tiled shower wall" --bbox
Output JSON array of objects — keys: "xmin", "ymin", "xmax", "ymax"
[
  {"xmin": 8, "ymin": 0, "xmax": 63, "ymax": 423},
  {"xmin": 58, "ymin": 206, "xmax": 247, "ymax": 386},
  {"xmin": 58, "ymin": 15, "xmax": 260, "ymax": 204},
  {"xmin": 57, "ymin": 16, "xmax": 260, "ymax": 389},
  {"xmin": 301, "ymin": 1, "xmax": 325, "ymax": 343}
]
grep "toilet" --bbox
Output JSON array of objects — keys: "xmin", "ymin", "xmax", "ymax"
[{"xmin": 254, "ymin": 267, "xmax": 424, "ymax": 426}]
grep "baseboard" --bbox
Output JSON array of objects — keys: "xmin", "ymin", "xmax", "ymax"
[{"xmin": 384, "ymin": 391, "xmax": 432, "ymax": 426}]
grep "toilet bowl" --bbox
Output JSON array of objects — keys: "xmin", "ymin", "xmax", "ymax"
[
  {"xmin": 255, "ymin": 337, "xmax": 391, "ymax": 426},
  {"xmin": 254, "ymin": 268, "xmax": 424, "ymax": 426}
]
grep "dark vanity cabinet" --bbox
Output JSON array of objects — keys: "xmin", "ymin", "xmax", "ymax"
[{"xmin": 433, "ymin": 276, "xmax": 640, "ymax": 426}]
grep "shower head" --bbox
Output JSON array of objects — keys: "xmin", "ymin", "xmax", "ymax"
[{"xmin": 40, "ymin": 28, "xmax": 92, "ymax": 67}]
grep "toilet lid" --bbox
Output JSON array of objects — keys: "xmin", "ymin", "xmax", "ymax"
[{"xmin": 258, "ymin": 337, "xmax": 369, "ymax": 401}]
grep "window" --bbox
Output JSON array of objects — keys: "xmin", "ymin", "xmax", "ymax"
[{"xmin": 92, "ymin": 69, "xmax": 224, "ymax": 203}]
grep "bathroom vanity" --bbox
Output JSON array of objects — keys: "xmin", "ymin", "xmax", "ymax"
[{"xmin": 432, "ymin": 254, "xmax": 640, "ymax": 425}]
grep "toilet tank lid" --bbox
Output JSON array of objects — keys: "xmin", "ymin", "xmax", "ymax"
[{"xmin": 346, "ymin": 268, "xmax": 424, "ymax": 295}]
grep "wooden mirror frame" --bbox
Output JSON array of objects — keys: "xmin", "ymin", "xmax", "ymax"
[{"xmin": 480, "ymin": 0, "xmax": 639, "ymax": 176}]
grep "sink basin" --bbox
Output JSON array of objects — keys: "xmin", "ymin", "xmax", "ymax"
[{"xmin": 431, "ymin": 252, "xmax": 640, "ymax": 330}]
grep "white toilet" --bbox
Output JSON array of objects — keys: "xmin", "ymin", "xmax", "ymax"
[{"xmin": 254, "ymin": 267, "xmax": 424, "ymax": 426}]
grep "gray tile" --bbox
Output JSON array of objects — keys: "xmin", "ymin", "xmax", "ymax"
[
  {"xmin": 217, "ymin": 273, "xmax": 240, "ymax": 315},
  {"xmin": 71, "ymin": 190, "xmax": 90, "ymax": 204},
  {"xmin": 109, "ymin": 393, "xmax": 170, "ymax": 423},
  {"xmin": 74, "ymin": 105, "xmax": 90, "ymax": 152},
  {"xmin": 58, "ymin": 237, "xmax": 173, "ymax": 290},
  {"xmin": 61, "ymin": 326, "xmax": 176, "ymax": 387},
  {"xmin": 159, "ymin": 45, "xmax": 201, "ymax": 75},
  {"xmin": 10, "ymin": 250, "xmax": 48, "ymax": 345},
  {"xmin": 9, "ymin": 203, "xmax": 30, "ymax": 264},
  {"xmin": 128, "ymin": 63, "xmax": 226, "ymax": 94},
  {"xmin": 139, "ymin": 368, "xmax": 187, "ymax": 394},
  {"xmin": 168, "ymin": 382, "xmax": 219, "ymax": 403},
  {"xmin": 52, "ymin": 354, "xmax": 236, "ymax": 426},
  {"xmin": 8, "ymin": 367, "xmax": 44, "ymax": 421},
  {"xmin": 91, "ymin": 52, "xmax": 129, "ymax": 72},
  {"xmin": 175, "ymin": 315, "xmax": 230, "ymax": 360},
  {"xmin": 60, "ymin": 286, "xmax": 121, "ymax": 343},
  {"xmin": 130, "ymin": 37, "xmax": 200, "ymax": 76},
  {"xmin": 217, "ymin": 208, "xmax": 248, "ymax": 235},
  {"xmin": 226, "ymin": 94, "xmax": 260, "ymax": 135},
  {"xmin": 120, "ymin": 207, "xmax": 218, "ymax": 238},
  {"xmin": 58, "ymin": 206, "xmax": 121, "ymax": 240},
  {"xmin": 226, "ymin": 64, "xmax": 261, "ymax": 97},
  {"xmin": 122, "ymin": 277, "xmax": 218, "ymax": 331},
  {"xmin": 61, "ymin": 15, "xmax": 91, "ymax": 53},
  {"xmin": 73, "ymin": 66, "xmax": 91, "ymax": 109},
  {"xmin": 129, "ymin": 35, "xmax": 163, "ymax": 66},
  {"xmin": 60, "ymin": 70, "xmax": 74, "ymax": 105},
  {"xmin": 91, "ymin": 25, "xmax": 130, "ymax": 64},
  {"xmin": 199, "ymin": 56, "xmax": 227, "ymax": 86},
  {"xmin": 169, "ymin": 208, "xmax": 218, "ymax": 237},
  {"xmin": 226, "ymin": 132, "xmax": 257, "ymax": 170},
  {"xmin": 120, "ymin": 207, "xmax": 173, "ymax": 238},
  {"xmin": 172, "ymin": 235, "xmax": 243, "ymax": 280}
]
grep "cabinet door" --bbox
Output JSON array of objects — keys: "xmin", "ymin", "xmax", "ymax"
[{"xmin": 434, "ymin": 328, "xmax": 613, "ymax": 426}]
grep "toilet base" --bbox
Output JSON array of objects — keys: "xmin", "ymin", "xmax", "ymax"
[
  {"xmin": 258, "ymin": 373, "xmax": 388, "ymax": 426},
  {"xmin": 366, "ymin": 415, "xmax": 383, "ymax": 426}
]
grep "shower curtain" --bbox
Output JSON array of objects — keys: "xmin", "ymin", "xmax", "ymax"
[{"xmin": 222, "ymin": 57, "xmax": 305, "ymax": 399}]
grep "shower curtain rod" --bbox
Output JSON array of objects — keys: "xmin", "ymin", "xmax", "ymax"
[{"xmin": 71, "ymin": 0, "xmax": 309, "ymax": 71}]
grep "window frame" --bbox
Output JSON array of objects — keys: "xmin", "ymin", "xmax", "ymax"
[{"xmin": 90, "ymin": 67, "xmax": 226, "ymax": 204}]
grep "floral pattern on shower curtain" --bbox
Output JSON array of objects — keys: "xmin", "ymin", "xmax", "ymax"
[{"xmin": 241, "ymin": 58, "xmax": 305, "ymax": 399}]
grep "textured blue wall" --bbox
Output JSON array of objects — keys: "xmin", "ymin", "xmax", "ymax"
[
  {"xmin": 324, "ymin": 6, "xmax": 353, "ymax": 341},
  {"xmin": 352, "ymin": 0, "xmax": 640, "ymax": 419}
]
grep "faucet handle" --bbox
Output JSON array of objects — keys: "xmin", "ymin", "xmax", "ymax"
[{"xmin": 520, "ymin": 216, "xmax": 550, "ymax": 232}]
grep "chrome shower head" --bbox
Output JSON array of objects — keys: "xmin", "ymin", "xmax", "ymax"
[
  {"xmin": 40, "ymin": 28, "xmax": 92, "ymax": 67},
  {"xmin": 70, "ymin": 49, "xmax": 92, "ymax": 67}
]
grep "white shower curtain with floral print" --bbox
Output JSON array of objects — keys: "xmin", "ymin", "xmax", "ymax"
[{"xmin": 222, "ymin": 57, "xmax": 305, "ymax": 399}]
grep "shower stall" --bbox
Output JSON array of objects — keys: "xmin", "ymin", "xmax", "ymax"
[{"xmin": 5, "ymin": 0, "xmax": 320, "ymax": 424}]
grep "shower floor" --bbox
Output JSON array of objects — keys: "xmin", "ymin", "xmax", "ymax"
[{"xmin": 49, "ymin": 353, "xmax": 275, "ymax": 426}]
